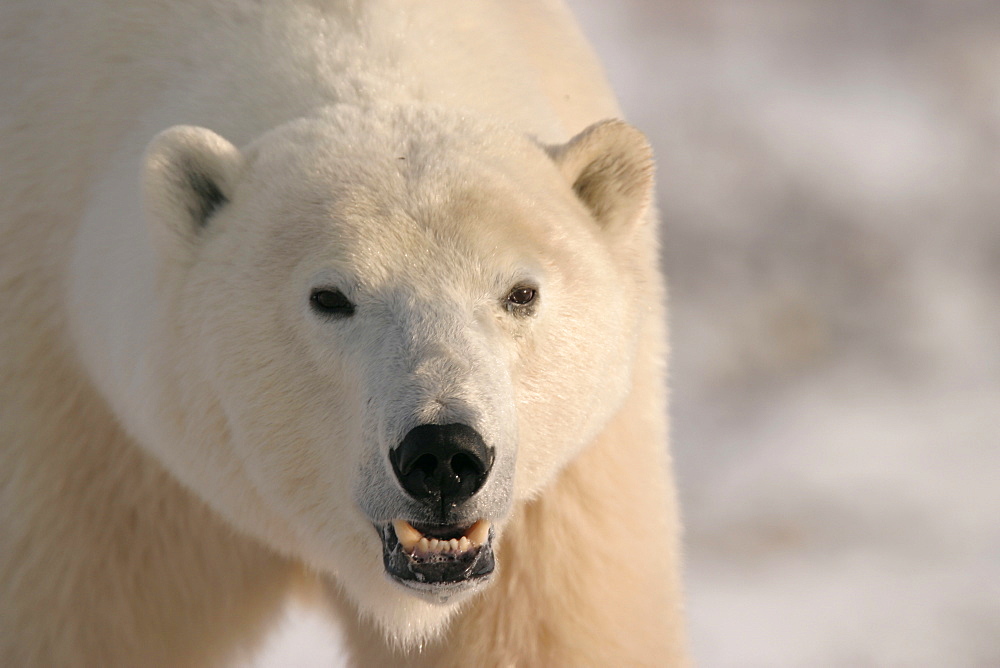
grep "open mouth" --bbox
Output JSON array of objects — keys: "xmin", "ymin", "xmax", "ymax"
[{"xmin": 379, "ymin": 518, "xmax": 496, "ymax": 594}]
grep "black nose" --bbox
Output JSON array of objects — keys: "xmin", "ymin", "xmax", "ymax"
[{"xmin": 390, "ymin": 423, "xmax": 494, "ymax": 511}]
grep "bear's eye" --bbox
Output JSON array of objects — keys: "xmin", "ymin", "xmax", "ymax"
[
  {"xmin": 505, "ymin": 285, "xmax": 537, "ymax": 309},
  {"xmin": 310, "ymin": 288, "xmax": 355, "ymax": 318}
]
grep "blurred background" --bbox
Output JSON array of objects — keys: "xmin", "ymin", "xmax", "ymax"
[
  {"xmin": 255, "ymin": 2, "xmax": 1000, "ymax": 665},
  {"xmin": 570, "ymin": 1, "xmax": 1000, "ymax": 665}
]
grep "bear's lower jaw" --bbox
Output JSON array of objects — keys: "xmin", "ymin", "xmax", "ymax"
[{"xmin": 378, "ymin": 520, "xmax": 496, "ymax": 601}]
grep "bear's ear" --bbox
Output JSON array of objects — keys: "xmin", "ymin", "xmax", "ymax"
[
  {"xmin": 142, "ymin": 125, "xmax": 243, "ymax": 254},
  {"xmin": 547, "ymin": 120, "xmax": 654, "ymax": 232}
]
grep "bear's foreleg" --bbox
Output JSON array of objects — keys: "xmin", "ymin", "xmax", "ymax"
[{"xmin": 0, "ymin": 368, "xmax": 295, "ymax": 667}]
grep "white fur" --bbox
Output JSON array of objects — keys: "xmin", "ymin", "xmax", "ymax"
[{"xmin": 0, "ymin": 1, "xmax": 686, "ymax": 664}]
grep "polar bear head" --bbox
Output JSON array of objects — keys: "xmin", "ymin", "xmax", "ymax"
[{"xmin": 141, "ymin": 105, "xmax": 654, "ymax": 640}]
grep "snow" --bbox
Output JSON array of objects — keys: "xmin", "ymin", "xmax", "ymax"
[
  {"xmin": 251, "ymin": 2, "xmax": 1000, "ymax": 665},
  {"xmin": 250, "ymin": 603, "xmax": 345, "ymax": 667}
]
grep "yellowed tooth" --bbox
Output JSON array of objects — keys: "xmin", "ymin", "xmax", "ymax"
[
  {"xmin": 429, "ymin": 538, "xmax": 440, "ymax": 552},
  {"xmin": 458, "ymin": 536, "xmax": 471, "ymax": 553},
  {"xmin": 465, "ymin": 519, "xmax": 491, "ymax": 547},
  {"xmin": 415, "ymin": 537, "xmax": 430, "ymax": 557},
  {"xmin": 449, "ymin": 538, "xmax": 459, "ymax": 552},
  {"xmin": 392, "ymin": 520, "xmax": 423, "ymax": 551}
]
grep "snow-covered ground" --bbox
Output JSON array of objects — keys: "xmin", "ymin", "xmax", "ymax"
[{"xmin": 254, "ymin": 2, "xmax": 1000, "ymax": 665}]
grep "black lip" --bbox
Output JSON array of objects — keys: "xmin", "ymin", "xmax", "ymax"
[{"xmin": 379, "ymin": 522, "xmax": 496, "ymax": 590}]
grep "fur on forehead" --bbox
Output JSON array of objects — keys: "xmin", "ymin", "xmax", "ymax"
[
  {"xmin": 244, "ymin": 104, "xmax": 552, "ymax": 186},
  {"xmin": 237, "ymin": 104, "xmax": 579, "ymax": 272}
]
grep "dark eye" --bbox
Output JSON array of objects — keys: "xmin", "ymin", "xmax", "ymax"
[
  {"xmin": 310, "ymin": 289, "xmax": 355, "ymax": 318},
  {"xmin": 506, "ymin": 286, "xmax": 537, "ymax": 307}
]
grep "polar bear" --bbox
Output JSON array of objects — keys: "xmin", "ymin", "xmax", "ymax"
[{"xmin": 0, "ymin": 1, "xmax": 686, "ymax": 665}]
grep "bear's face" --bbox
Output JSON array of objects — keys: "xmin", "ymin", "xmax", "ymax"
[{"xmin": 142, "ymin": 106, "xmax": 654, "ymax": 637}]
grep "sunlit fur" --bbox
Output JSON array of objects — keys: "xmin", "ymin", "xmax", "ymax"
[{"xmin": 0, "ymin": 1, "xmax": 686, "ymax": 665}]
